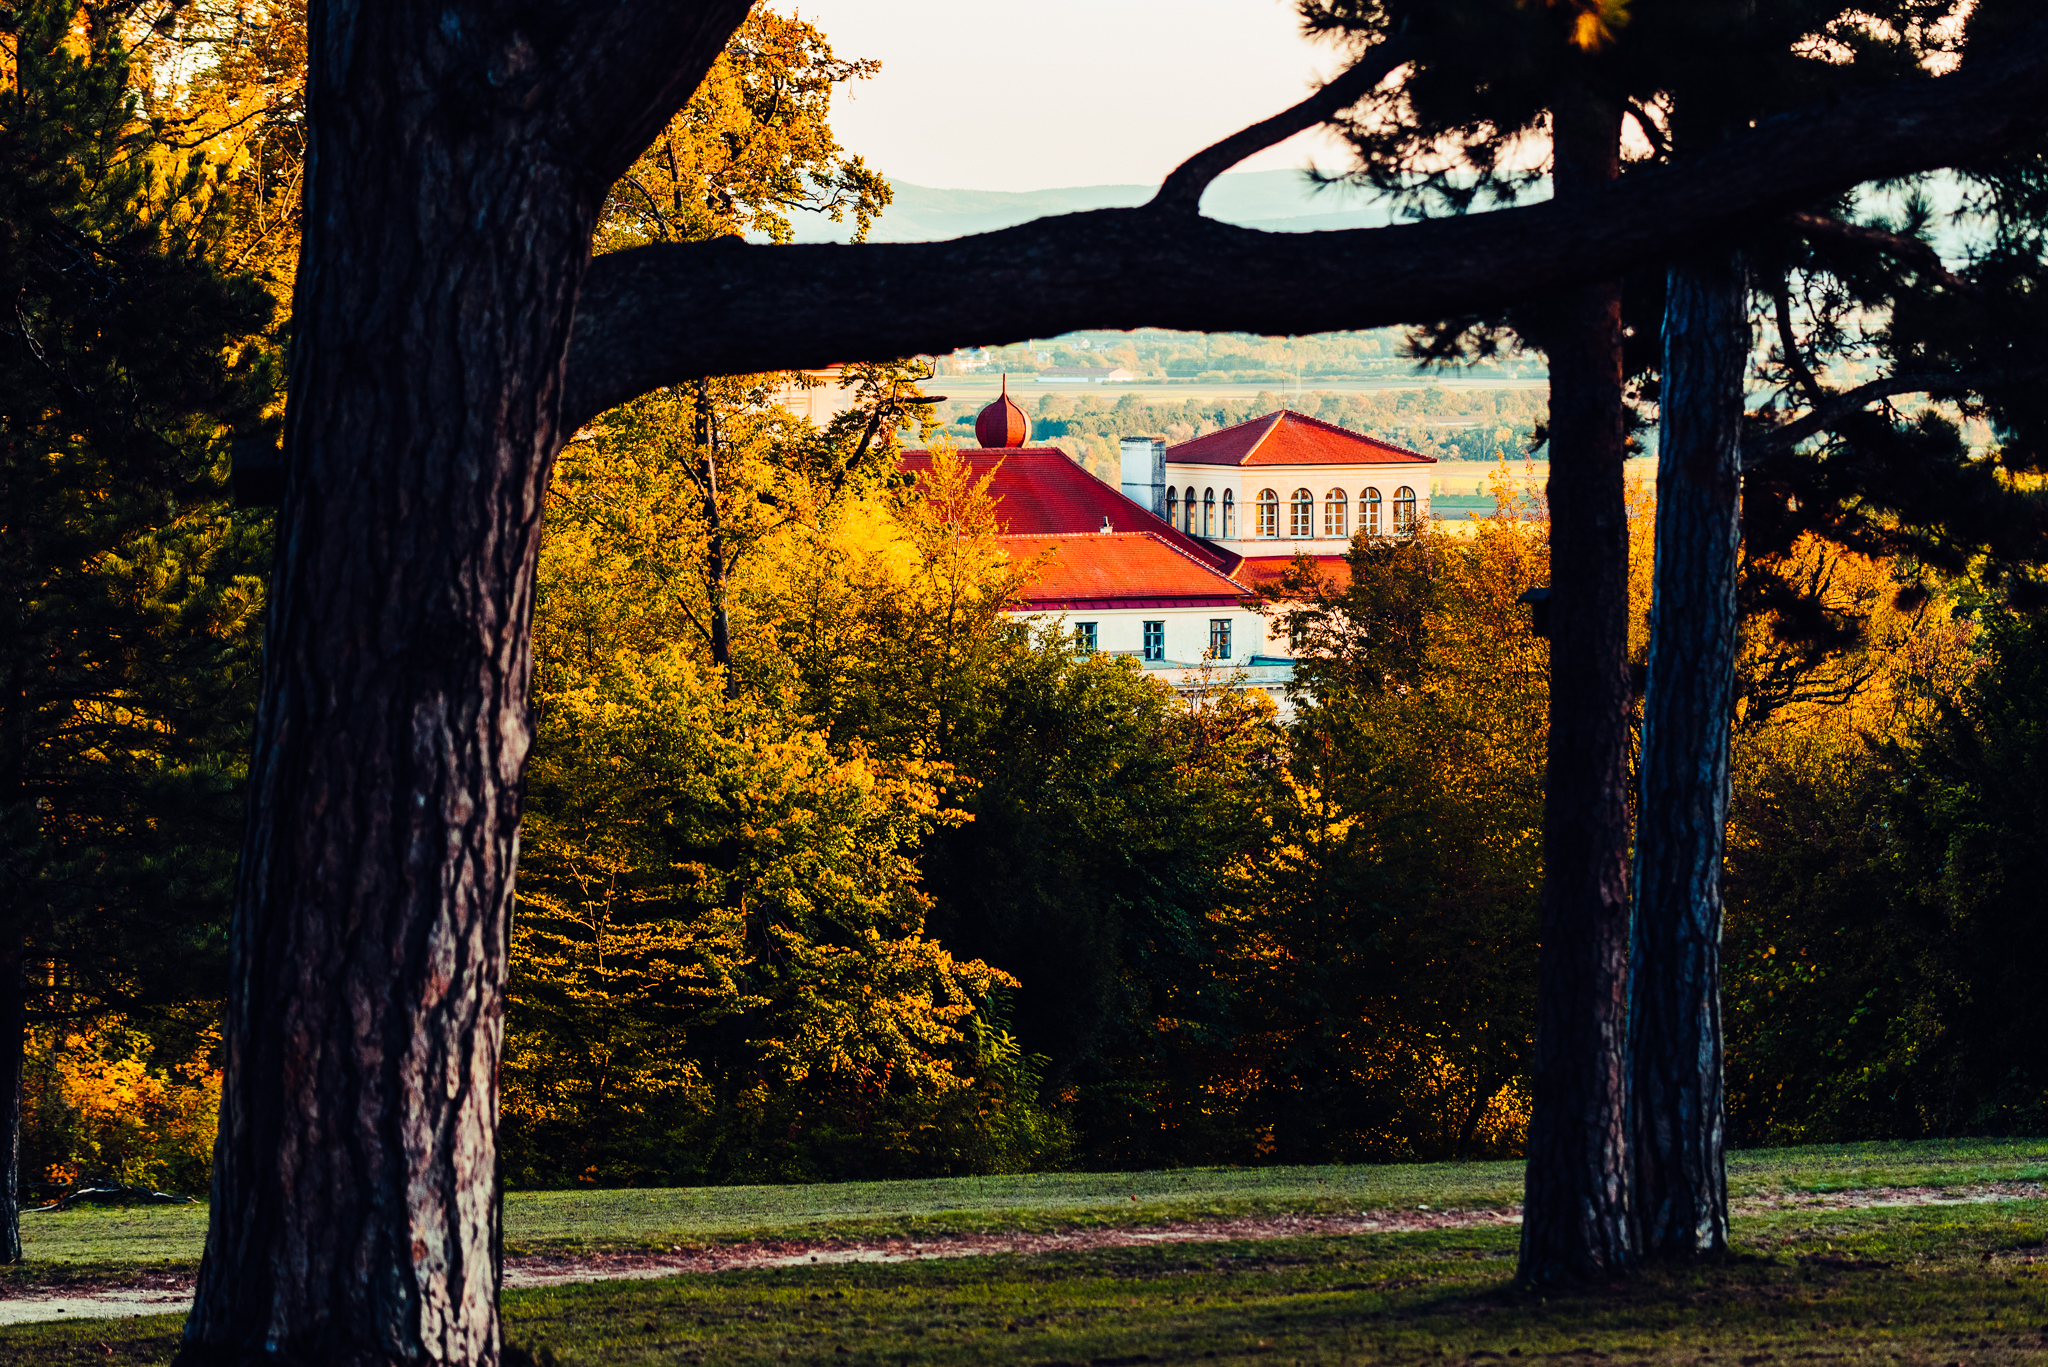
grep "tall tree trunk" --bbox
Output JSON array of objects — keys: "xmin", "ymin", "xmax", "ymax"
[
  {"xmin": 173, "ymin": 14, "xmax": 596, "ymax": 1365},
  {"xmin": 0, "ymin": 937, "xmax": 24, "ymax": 1264},
  {"xmin": 1630, "ymin": 248, "xmax": 1746, "ymax": 1261},
  {"xmin": 693, "ymin": 380, "xmax": 735, "ymax": 688},
  {"xmin": 1518, "ymin": 86, "xmax": 1635, "ymax": 1285}
]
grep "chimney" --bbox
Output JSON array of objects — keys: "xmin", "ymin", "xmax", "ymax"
[{"xmin": 1119, "ymin": 436, "xmax": 1165, "ymax": 517}]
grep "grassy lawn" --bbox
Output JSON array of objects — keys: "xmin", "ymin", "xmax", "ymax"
[
  {"xmin": 16, "ymin": 1136, "xmax": 2042, "ymax": 1274},
  {"xmin": 10, "ymin": 1199, "xmax": 2047, "ymax": 1365}
]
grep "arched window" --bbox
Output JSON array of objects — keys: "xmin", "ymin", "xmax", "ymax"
[
  {"xmin": 1256, "ymin": 489, "xmax": 1278, "ymax": 538},
  {"xmin": 1362, "ymin": 487, "xmax": 1382, "ymax": 537},
  {"xmin": 1223, "ymin": 490, "xmax": 1236, "ymax": 538},
  {"xmin": 1202, "ymin": 488, "xmax": 1216, "ymax": 537},
  {"xmin": 1166, "ymin": 487, "xmax": 1179, "ymax": 527},
  {"xmin": 1394, "ymin": 485, "xmax": 1418, "ymax": 534},
  {"xmin": 1185, "ymin": 486, "xmax": 1198, "ymax": 533},
  {"xmin": 1289, "ymin": 488, "xmax": 1314, "ymax": 539},
  {"xmin": 1323, "ymin": 489, "xmax": 1348, "ymax": 539}
]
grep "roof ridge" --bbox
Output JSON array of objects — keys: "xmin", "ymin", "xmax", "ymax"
[
  {"xmin": 1132, "ymin": 530, "xmax": 1255, "ymax": 594},
  {"xmin": 1162, "ymin": 409, "xmax": 1435, "ymax": 465},
  {"xmin": 1173, "ymin": 410, "xmax": 1280, "ymax": 450},
  {"xmin": 999, "ymin": 531, "xmax": 1155, "ymax": 540},
  {"xmin": 1276, "ymin": 408, "xmax": 1435, "ymax": 462},
  {"xmin": 1241, "ymin": 411, "xmax": 1287, "ymax": 462}
]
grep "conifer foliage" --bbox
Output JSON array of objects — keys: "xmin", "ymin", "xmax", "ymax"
[{"xmin": 0, "ymin": 0, "xmax": 280, "ymax": 1262}]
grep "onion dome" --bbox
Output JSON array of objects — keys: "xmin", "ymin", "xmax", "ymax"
[{"xmin": 974, "ymin": 374, "xmax": 1030, "ymax": 449}]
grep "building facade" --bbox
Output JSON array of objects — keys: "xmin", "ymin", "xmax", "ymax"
[
  {"xmin": 900, "ymin": 396, "xmax": 1434, "ymax": 716},
  {"xmin": 1122, "ymin": 409, "xmax": 1435, "ymax": 580}
]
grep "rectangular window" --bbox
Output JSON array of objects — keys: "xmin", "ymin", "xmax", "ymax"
[
  {"xmin": 1143, "ymin": 620, "xmax": 1165, "ymax": 662},
  {"xmin": 1208, "ymin": 618, "xmax": 1231, "ymax": 661},
  {"xmin": 1074, "ymin": 621, "xmax": 1097, "ymax": 653}
]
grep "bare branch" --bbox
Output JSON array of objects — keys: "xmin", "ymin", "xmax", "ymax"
[
  {"xmin": 1149, "ymin": 37, "xmax": 1421, "ymax": 214},
  {"xmin": 1741, "ymin": 372, "xmax": 1988, "ymax": 468},
  {"xmin": 1772, "ymin": 280, "xmax": 1827, "ymax": 408},
  {"xmin": 1786, "ymin": 210, "xmax": 1974, "ymax": 293}
]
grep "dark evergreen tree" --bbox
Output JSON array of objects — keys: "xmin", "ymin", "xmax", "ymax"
[{"xmin": 0, "ymin": 1, "xmax": 276, "ymax": 1259}]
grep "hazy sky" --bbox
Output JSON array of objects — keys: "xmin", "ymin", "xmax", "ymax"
[{"xmin": 790, "ymin": 0, "xmax": 1356, "ymax": 192}]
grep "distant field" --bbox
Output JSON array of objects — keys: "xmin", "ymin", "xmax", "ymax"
[
  {"xmin": 18, "ymin": 1137, "xmax": 2045, "ymax": 1269},
  {"xmin": 1430, "ymin": 456, "xmax": 1657, "ymax": 499},
  {"xmin": 940, "ymin": 375, "xmax": 1548, "ymax": 403}
]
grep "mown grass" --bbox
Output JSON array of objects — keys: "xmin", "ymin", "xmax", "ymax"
[
  {"xmin": 10, "ymin": 1199, "xmax": 2047, "ymax": 1365},
  {"xmin": 15, "ymin": 1135, "xmax": 2043, "ymax": 1274}
]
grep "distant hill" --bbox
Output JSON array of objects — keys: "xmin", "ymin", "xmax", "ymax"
[{"xmin": 781, "ymin": 169, "xmax": 1400, "ymax": 244}]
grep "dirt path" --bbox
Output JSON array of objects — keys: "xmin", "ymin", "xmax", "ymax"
[{"xmin": 3, "ymin": 1180, "xmax": 2039, "ymax": 1328}]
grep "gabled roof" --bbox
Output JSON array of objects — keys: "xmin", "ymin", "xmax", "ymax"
[
  {"xmin": 1167, "ymin": 409, "xmax": 1434, "ymax": 468},
  {"xmin": 897, "ymin": 447, "xmax": 1237, "ymax": 571},
  {"xmin": 1002, "ymin": 533, "xmax": 1251, "ymax": 609}
]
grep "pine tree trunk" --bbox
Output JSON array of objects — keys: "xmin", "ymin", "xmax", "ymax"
[
  {"xmin": 1518, "ymin": 86, "xmax": 1635, "ymax": 1284},
  {"xmin": 172, "ymin": 13, "xmax": 596, "ymax": 1365},
  {"xmin": 0, "ymin": 936, "xmax": 24, "ymax": 1264},
  {"xmin": 1629, "ymin": 249, "xmax": 1745, "ymax": 1260}
]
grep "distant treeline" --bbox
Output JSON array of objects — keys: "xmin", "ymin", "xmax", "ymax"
[
  {"xmin": 937, "ymin": 388, "xmax": 1549, "ymax": 481},
  {"xmin": 945, "ymin": 328, "xmax": 1543, "ymax": 388}
]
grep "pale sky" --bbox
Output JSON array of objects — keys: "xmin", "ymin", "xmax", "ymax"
[{"xmin": 790, "ymin": 0, "xmax": 1356, "ymax": 191}]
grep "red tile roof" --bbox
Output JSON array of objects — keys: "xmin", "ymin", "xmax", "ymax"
[
  {"xmin": 1232, "ymin": 554, "xmax": 1354, "ymax": 593},
  {"xmin": 1168, "ymin": 409, "xmax": 1434, "ymax": 468},
  {"xmin": 897, "ymin": 447, "xmax": 1237, "ymax": 571},
  {"xmin": 1002, "ymin": 533, "xmax": 1252, "ymax": 609}
]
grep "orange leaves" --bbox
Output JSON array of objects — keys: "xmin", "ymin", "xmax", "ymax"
[
  {"xmin": 23, "ymin": 1017, "xmax": 222, "ymax": 1194},
  {"xmin": 1524, "ymin": 0, "xmax": 1633, "ymax": 50}
]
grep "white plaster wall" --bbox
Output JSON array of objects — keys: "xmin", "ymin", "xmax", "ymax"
[
  {"xmin": 1019, "ymin": 606, "xmax": 1284, "ymax": 664},
  {"xmin": 1160, "ymin": 462, "xmax": 1432, "ymax": 556}
]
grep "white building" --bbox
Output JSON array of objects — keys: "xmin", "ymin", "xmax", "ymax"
[
  {"xmin": 1122, "ymin": 409, "xmax": 1435, "ymax": 590},
  {"xmin": 899, "ymin": 399, "xmax": 1435, "ymax": 715}
]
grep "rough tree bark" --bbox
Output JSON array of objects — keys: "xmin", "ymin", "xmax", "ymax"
[
  {"xmin": 1630, "ymin": 248, "xmax": 1747, "ymax": 1261},
  {"xmin": 1518, "ymin": 85, "xmax": 1636, "ymax": 1285},
  {"xmin": 172, "ymin": 4, "xmax": 753, "ymax": 1364},
  {"xmin": 174, "ymin": 5, "xmax": 2048, "ymax": 1360},
  {"xmin": 0, "ymin": 938, "xmax": 23, "ymax": 1263}
]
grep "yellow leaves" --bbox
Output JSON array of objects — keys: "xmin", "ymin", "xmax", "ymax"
[
  {"xmin": 24, "ymin": 1016, "xmax": 221, "ymax": 1192},
  {"xmin": 596, "ymin": 7, "xmax": 886, "ymax": 250},
  {"xmin": 1526, "ymin": 0, "xmax": 1633, "ymax": 50}
]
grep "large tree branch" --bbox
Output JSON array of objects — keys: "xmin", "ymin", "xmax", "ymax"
[
  {"xmin": 1741, "ymin": 372, "xmax": 1988, "ymax": 468},
  {"xmin": 543, "ymin": 0, "xmax": 757, "ymax": 190},
  {"xmin": 1786, "ymin": 210, "xmax": 1975, "ymax": 293},
  {"xmin": 1149, "ymin": 36, "xmax": 1422, "ymax": 214},
  {"xmin": 562, "ymin": 19, "xmax": 2048, "ymax": 430}
]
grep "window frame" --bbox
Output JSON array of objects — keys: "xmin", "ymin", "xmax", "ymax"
[
  {"xmin": 1202, "ymin": 488, "xmax": 1215, "ymax": 537},
  {"xmin": 1165, "ymin": 487, "xmax": 1179, "ymax": 527},
  {"xmin": 1363, "ymin": 487, "xmax": 1382, "ymax": 537},
  {"xmin": 1256, "ymin": 489, "xmax": 1278, "ymax": 538},
  {"xmin": 1208, "ymin": 617, "xmax": 1231, "ymax": 661},
  {"xmin": 1323, "ymin": 488, "xmax": 1347, "ymax": 539},
  {"xmin": 1289, "ymin": 488, "xmax": 1314, "ymax": 539},
  {"xmin": 1223, "ymin": 490, "xmax": 1235, "ymax": 538},
  {"xmin": 1074, "ymin": 621, "xmax": 1098, "ymax": 654},
  {"xmin": 1394, "ymin": 485, "xmax": 1418, "ymax": 535},
  {"xmin": 1142, "ymin": 619, "xmax": 1166, "ymax": 662}
]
